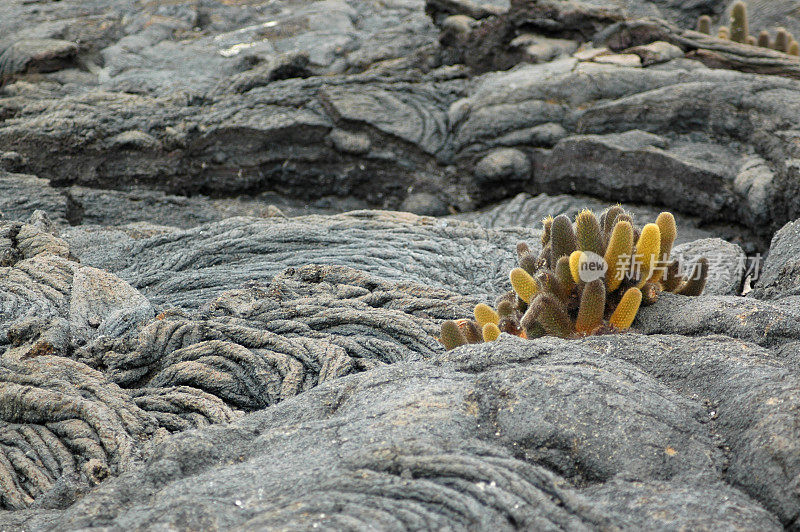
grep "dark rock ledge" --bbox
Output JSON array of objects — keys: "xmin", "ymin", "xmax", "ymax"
[{"xmin": 1, "ymin": 0, "xmax": 800, "ymax": 529}]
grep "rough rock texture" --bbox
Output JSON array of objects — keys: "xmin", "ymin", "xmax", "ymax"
[
  {"xmin": 62, "ymin": 211, "xmax": 536, "ymax": 308},
  {"xmin": 3, "ymin": 206, "xmax": 800, "ymax": 528},
  {"xmin": 3, "ymin": 0, "xmax": 800, "ymax": 529},
  {"xmin": 1, "ymin": 333, "xmax": 794, "ymax": 530},
  {"xmin": 0, "ymin": 0, "xmax": 798, "ymax": 239},
  {"xmin": 751, "ymin": 217, "xmax": 800, "ymax": 300}
]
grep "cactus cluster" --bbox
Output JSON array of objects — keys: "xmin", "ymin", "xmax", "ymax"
[
  {"xmin": 439, "ymin": 207, "xmax": 709, "ymax": 349},
  {"xmin": 697, "ymin": 2, "xmax": 800, "ymax": 57}
]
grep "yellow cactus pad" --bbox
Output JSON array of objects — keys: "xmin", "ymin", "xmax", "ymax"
[
  {"xmin": 474, "ymin": 303, "xmax": 500, "ymax": 327},
  {"xmin": 604, "ymin": 221, "xmax": 633, "ymax": 291},
  {"xmin": 635, "ymin": 224, "xmax": 661, "ymax": 287},
  {"xmin": 510, "ymin": 267, "xmax": 538, "ymax": 303},
  {"xmin": 482, "ymin": 322, "xmax": 501, "ymax": 342},
  {"xmin": 651, "ymin": 212, "xmax": 677, "ymax": 283},
  {"xmin": 609, "ymin": 287, "xmax": 643, "ymax": 329},
  {"xmin": 569, "ymin": 250, "xmax": 583, "ymax": 284}
]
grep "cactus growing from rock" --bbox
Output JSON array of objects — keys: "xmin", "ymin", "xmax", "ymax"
[
  {"xmin": 701, "ymin": 10, "xmax": 799, "ymax": 54},
  {"xmin": 697, "ymin": 15, "xmax": 712, "ymax": 35},
  {"xmin": 439, "ymin": 207, "xmax": 709, "ymax": 348},
  {"xmin": 730, "ymin": 1, "xmax": 750, "ymax": 43},
  {"xmin": 775, "ymin": 28, "xmax": 790, "ymax": 52},
  {"xmin": 730, "ymin": 1, "xmax": 748, "ymax": 43}
]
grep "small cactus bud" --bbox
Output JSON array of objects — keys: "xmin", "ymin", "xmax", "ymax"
[
  {"xmin": 495, "ymin": 290, "xmax": 516, "ymax": 309},
  {"xmin": 510, "ymin": 267, "xmax": 538, "ymax": 303},
  {"xmin": 602, "ymin": 205, "xmax": 625, "ymax": 235},
  {"xmin": 575, "ymin": 280, "xmax": 606, "ymax": 334},
  {"xmin": 474, "ymin": 303, "xmax": 500, "ymax": 327},
  {"xmin": 550, "ymin": 214, "xmax": 578, "ymax": 262},
  {"xmin": 730, "ymin": 1, "xmax": 748, "ymax": 43},
  {"xmin": 609, "ymin": 287, "xmax": 643, "ymax": 330},
  {"xmin": 519, "ymin": 253, "xmax": 538, "ymax": 275},
  {"xmin": 575, "ymin": 209, "xmax": 604, "ymax": 256},
  {"xmin": 482, "ymin": 322, "xmax": 501, "ymax": 342},
  {"xmin": 516, "ymin": 242, "xmax": 531, "ymax": 260},
  {"xmin": 775, "ymin": 28, "xmax": 790, "ymax": 52},
  {"xmin": 661, "ymin": 260, "xmax": 683, "ymax": 293},
  {"xmin": 790, "ymin": 40, "xmax": 800, "ymax": 56},
  {"xmin": 746, "ymin": 35, "xmax": 756, "ymax": 45},
  {"xmin": 718, "ymin": 26, "xmax": 729, "ymax": 40},
  {"xmin": 440, "ymin": 320, "xmax": 467, "ymax": 350},
  {"xmin": 604, "ymin": 221, "xmax": 634, "ymax": 292},
  {"xmin": 757, "ymin": 30, "xmax": 771, "ymax": 48},
  {"xmin": 497, "ymin": 300, "xmax": 515, "ymax": 318},
  {"xmin": 616, "ymin": 213, "xmax": 633, "ymax": 226},
  {"xmin": 634, "ymin": 223, "xmax": 661, "ymax": 287},
  {"xmin": 697, "ymin": 15, "xmax": 712, "ymax": 35},
  {"xmin": 676, "ymin": 258, "xmax": 709, "ymax": 296}
]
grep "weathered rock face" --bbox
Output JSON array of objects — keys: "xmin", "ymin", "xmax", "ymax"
[
  {"xmin": 3, "ymin": 207, "xmax": 800, "ymax": 529},
  {"xmin": 0, "ymin": 0, "xmax": 799, "ymax": 239},
  {"xmin": 751, "ymin": 217, "xmax": 800, "ymax": 300},
  {"xmin": 1, "ymin": 331, "xmax": 795, "ymax": 530},
  {"xmin": 3, "ymin": 0, "xmax": 800, "ymax": 529}
]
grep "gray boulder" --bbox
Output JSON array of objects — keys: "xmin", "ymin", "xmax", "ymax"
[{"xmin": 752, "ymin": 217, "xmax": 800, "ymax": 299}]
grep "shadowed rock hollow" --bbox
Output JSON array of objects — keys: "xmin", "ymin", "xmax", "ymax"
[{"xmin": 2, "ymin": 0, "xmax": 800, "ymax": 529}]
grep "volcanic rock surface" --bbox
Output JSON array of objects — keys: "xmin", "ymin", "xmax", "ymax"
[{"xmin": 2, "ymin": 0, "xmax": 800, "ymax": 530}]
